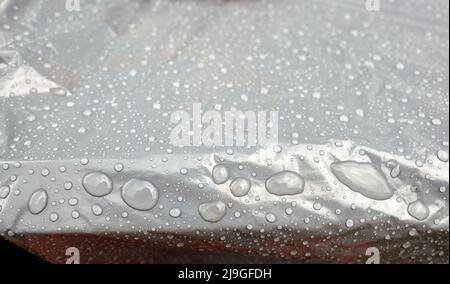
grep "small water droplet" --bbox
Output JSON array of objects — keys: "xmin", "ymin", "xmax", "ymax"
[
  {"xmin": 63, "ymin": 181, "xmax": 73, "ymax": 190},
  {"xmin": 71, "ymin": 211, "xmax": 80, "ymax": 219},
  {"xmin": 265, "ymin": 213, "xmax": 277, "ymax": 223},
  {"xmin": 49, "ymin": 212, "xmax": 59, "ymax": 222},
  {"xmin": 169, "ymin": 208, "xmax": 182, "ymax": 218},
  {"xmin": 92, "ymin": 204, "xmax": 103, "ymax": 216},
  {"xmin": 345, "ymin": 219, "xmax": 354, "ymax": 228},
  {"xmin": 114, "ymin": 163, "xmax": 124, "ymax": 172}
]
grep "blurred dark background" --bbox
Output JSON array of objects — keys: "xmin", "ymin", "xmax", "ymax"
[{"xmin": 0, "ymin": 237, "xmax": 45, "ymax": 264}]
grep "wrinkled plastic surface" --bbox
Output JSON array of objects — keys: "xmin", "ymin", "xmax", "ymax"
[{"xmin": 0, "ymin": 0, "xmax": 449, "ymax": 263}]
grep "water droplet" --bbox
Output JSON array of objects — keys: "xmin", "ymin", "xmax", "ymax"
[
  {"xmin": 49, "ymin": 212, "xmax": 59, "ymax": 222},
  {"xmin": 339, "ymin": 114, "xmax": 349, "ymax": 122},
  {"xmin": 169, "ymin": 208, "xmax": 182, "ymax": 218},
  {"xmin": 395, "ymin": 62, "xmax": 405, "ymax": 70},
  {"xmin": 92, "ymin": 204, "xmax": 103, "ymax": 216},
  {"xmin": 345, "ymin": 219, "xmax": 354, "ymax": 228},
  {"xmin": 409, "ymin": 228, "xmax": 418, "ymax": 236},
  {"xmin": 114, "ymin": 163, "xmax": 124, "ymax": 172},
  {"xmin": 28, "ymin": 189, "xmax": 48, "ymax": 215},
  {"xmin": 82, "ymin": 172, "xmax": 113, "ymax": 197},
  {"xmin": 229, "ymin": 178, "xmax": 251, "ymax": 197},
  {"xmin": 265, "ymin": 213, "xmax": 277, "ymax": 223},
  {"xmin": 121, "ymin": 178, "xmax": 159, "ymax": 211},
  {"xmin": 330, "ymin": 161, "xmax": 393, "ymax": 200},
  {"xmin": 265, "ymin": 171, "xmax": 305, "ymax": 196},
  {"xmin": 407, "ymin": 200, "xmax": 429, "ymax": 221},
  {"xmin": 68, "ymin": 198, "xmax": 78, "ymax": 206},
  {"xmin": 273, "ymin": 145, "xmax": 282, "ymax": 153},
  {"xmin": 198, "ymin": 200, "xmax": 227, "ymax": 223},
  {"xmin": 41, "ymin": 168, "xmax": 50, "ymax": 177},
  {"xmin": 431, "ymin": 118, "xmax": 442, "ymax": 126},
  {"xmin": 0, "ymin": 185, "xmax": 10, "ymax": 199},
  {"xmin": 71, "ymin": 211, "xmax": 80, "ymax": 219},
  {"xmin": 212, "ymin": 165, "xmax": 230, "ymax": 184},
  {"xmin": 390, "ymin": 165, "xmax": 401, "ymax": 178},
  {"xmin": 313, "ymin": 202, "xmax": 322, "ymax": 210},
  {"xmin": 437, "ymin": 150, "xmax": 449, "ymax": 162},
  {"xmin": 80, "ymin": 158, "xmax": 89, "ymax": 166},
  {"xmin": 50, "ymin": 87, "xmax": 67, "ymax": 97},
  {"xmin": 63, "ymin": 181, "xmax": 73, "ymax": 190}
]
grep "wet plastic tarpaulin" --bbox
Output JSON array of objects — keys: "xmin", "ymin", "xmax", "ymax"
[{"xmin": 0, "ymin": 0, "xmax": 449, "ymax": 264}]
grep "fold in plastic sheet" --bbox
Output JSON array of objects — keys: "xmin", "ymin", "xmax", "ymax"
[{"xmin": 0, "ymin": 0, "xmax": 448, "ymax": 263}]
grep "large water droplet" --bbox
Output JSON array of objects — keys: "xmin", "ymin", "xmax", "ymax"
[
  {"xmin": 390, "ymin": 165, "xmax": 401, "ymax": 178},
  {"xmin": 49, "ymin": 87, "xmax": 67, "ymax": 97},
  {"xmin": 330, "ymin": 161, "xmax": 393, "ymax": 200},
  {"xmin": 212, "ymin": 165, "xmax": 230, "ymax": 184},
  {"xmin": 437, "ymin": 150, "xmax": 449, "ymax": 162},
  {"xmin": 28, "ymin": 189, "xmax": 48, "ymax": 215},
  {"xmin": 265, "ymin": 171, "xmax": 305, "ymax": 196},
  {"xmin": 121, "ymin": 178, "xmax": 159, "ymax": 211},
  {"xmin": 229, "ymin": 178, "xmax": 251, "ymax": 197},
  {"xmin": 407, "ymin": 200, "xmax": 429, "ymax": 221},
  {"xmin": 198, "ymin": 200, "xmax": 227, "ymax": 223},
  {"xmin": 82, "ymin": 172, "xmax": 113, "ymax": 197},
  {"xmin": 0, "ymin": 185, "xmax": 10, "ymax": 199}
]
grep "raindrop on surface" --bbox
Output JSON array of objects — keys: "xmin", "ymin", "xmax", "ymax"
[
  {"xmin": 49, "ymin": 87, "xmax": 67, "ymax": 97},
  {"xmin": 265, "ymin": 171, "xmax": 305, "ymax": 196},
  {"xmin": 212, "ymin": 165, "xmax": 230, "ymax": 184},
  {"xmin": 437, "ymin": 150, "xmax": 449, "ymax": 162},
  {"xmin": 330, "ymin": 161, "xmax": 393, "ymax": 200},
  {"xmin": 71, "ymin": 211, "xmax": 80, "ymax": 219},
  {"xmin": 82, "ymin": 172, "xmax": 113, "ymax": 197},
  {"xmin": 92, "ymin": 204, "xmax": 103, "ymax": 216},
  {"xmin": 63, "ymin": 181, "xmax": 73, "ymax": 190},
  {"xmin": 28, "ymin": 189, "xmax": 48, "ymax": 215},
  {"xmin": 431, "ymin": 118, "xmax": 442, "ymax": 126},
  {"xmin": 0, "ymin": 185, "xmax": 10, "ymax": 199},
  {"xmin": 198, "ymin": 200, "xmax": 227, "ymax": 223},
  {"xmin": 68, "ymin": 198, "xmax": 78, "ymax": 206},
  {"xmin": 49, "ymin": 212, "xmax": 59, "ymax": 222},
  {"xmin": 390, "ymin": 165, "xmax": 401, "ymax": 178},
  {"xmin": 407, "ymin": 200, "xmax": 430, "ymax": 221},
  {"xmin": 41, "ymin": 168, "xmax": 50, "ymax": 177},
  {"xmin": 169, "ymin": 208, "xmax": 182, "ymax": 218},
  {"xmin": 265, "ymin": 213, "xmax": 277, "ymax": 223},
  {"xmin": 114, "ymin": 163, "xmax": 124, "ymax": 172},
  {"xmin": 273, "ymin": 145, "xmax": 282, "ymax": 153},
  {"xmin": 229, "ymin": 178, "xmax": 251, "ymax": 197},
  {"xmin": 345, "ymin": 219, "xmax": 354, "ymax": 228},
  {"xmin": 121, "ymin": 179, "xmax": 159, "ymax": 211}
]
